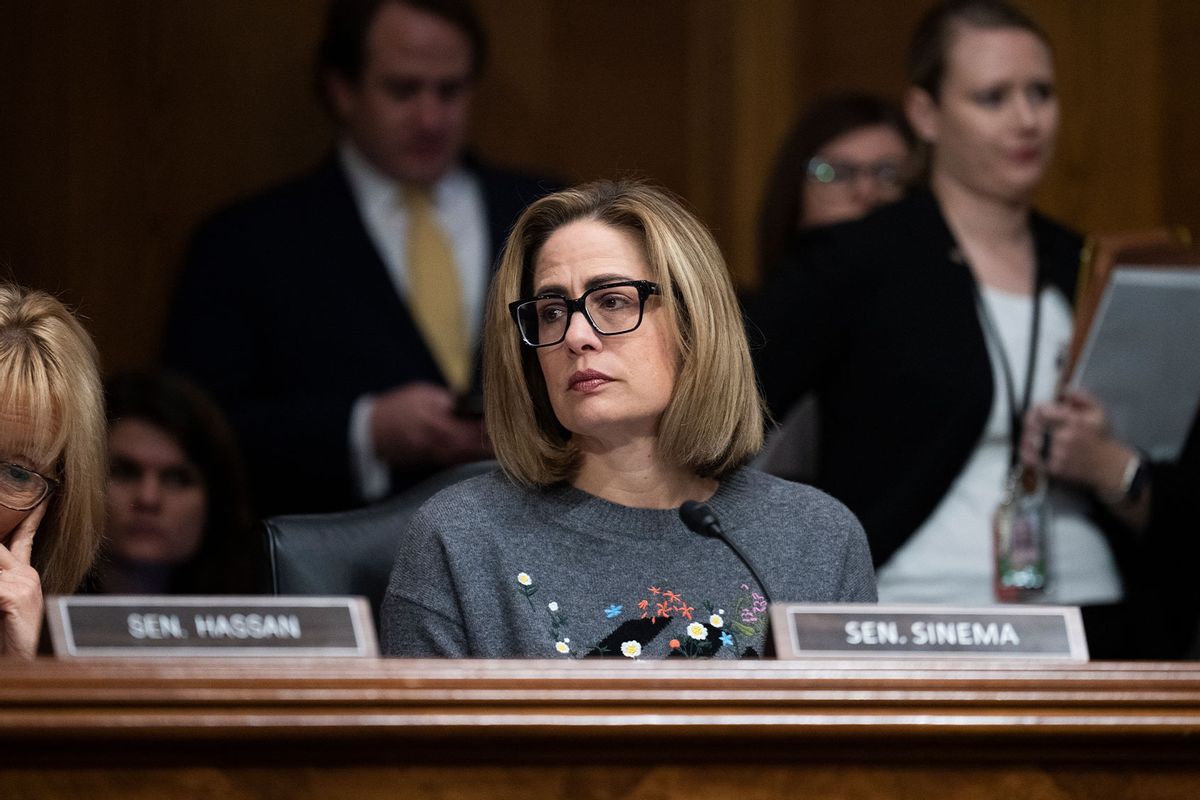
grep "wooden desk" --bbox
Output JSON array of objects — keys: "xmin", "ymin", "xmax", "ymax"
[{"xmin": 3, "ymin": 658, "xmax": 1199, "ymax": 798}]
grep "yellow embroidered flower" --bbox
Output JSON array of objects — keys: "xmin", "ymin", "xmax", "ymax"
[
  {"xmin": 709, "ymin": 614, "xmax": 724, "ymax": 628},
  {"xmin": 620, "ymin": 640, "xmax": 642, "ymax": 658},
  {"xmin": 517, "ymin": 572, "xmax": 532, "ymax": 586},
  {"xmin": 686, "ymin": 622, "xmax": 707, "ymax": 640},
  {"xmin": 555, "ymin": 641, "xmax": 570, "ymax": 654}
]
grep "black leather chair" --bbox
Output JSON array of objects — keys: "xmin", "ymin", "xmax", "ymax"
[{"xmin": 259, "ymin": 461, "xmax": 498, "ymax": 634}]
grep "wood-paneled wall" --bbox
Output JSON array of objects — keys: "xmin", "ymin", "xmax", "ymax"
[{"xmin": 0, "ymin": 0, "xmax": 1195, "ymax": 371}]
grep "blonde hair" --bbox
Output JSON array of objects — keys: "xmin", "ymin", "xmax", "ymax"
[
  {"xmin": 484, "ymin": 180, "xmax": 764, "ymax": 487},
  {"xmin": 0, "ymin": 283, "xmax": 105, "ymax": 594}
]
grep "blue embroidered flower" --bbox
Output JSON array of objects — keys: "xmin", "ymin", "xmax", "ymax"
[
  {"xmin": 604, "ymin": 604, "xmax": 623, "ymax": 618},
  {"xmin": 720, "ymin": 631, "xmax": 734, "ymax": 647}
]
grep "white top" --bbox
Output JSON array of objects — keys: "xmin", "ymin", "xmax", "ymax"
[
  {"xmin": 876, "ymin": 285, "xmax": 1124, "ymax": 607},
  {"xmin": 339, "ymin": 140, "xmax": 490, "ymax": 501}
]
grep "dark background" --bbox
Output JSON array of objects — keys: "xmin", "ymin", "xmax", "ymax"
[{"xmin": 1, "ymin": 0, "xmax": 1196, "ymax": 374}]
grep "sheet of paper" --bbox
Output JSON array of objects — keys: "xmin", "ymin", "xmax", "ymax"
[{"xmin": 1068, "ymin": 266, "xmax": 1200, "ymax": 461}]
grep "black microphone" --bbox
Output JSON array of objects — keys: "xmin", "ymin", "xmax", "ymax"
[{"xmin": 679, "ymin": 501, "xmax": 773, "ymax": 606}]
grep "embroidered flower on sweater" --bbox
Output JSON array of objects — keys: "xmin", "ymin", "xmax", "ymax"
[
  {"xmin": 730, "ymin": 584, "xmax": 769, "ymax": 642},
  {"xmin": 709, "ymin": 614, "xmax": 724, "ymax": 628},
  {"xmin": 555, "ymin": 640, "xmax": 570, "ymax": 654},
  {"xmin": 621, "ymin": 640, "xmax": 642, "ymax": 658},
  {"xmin": 686, "ymin": 622, "xmax": 708, "ymax": 641},
  {"xmin": 515, "ymin": 572, "xmax": 538, "ymax": 611},
  {"xmin": 636, "ymin": 585, "xmax": 694, "ymax": 623},
  {"xmin": 604, "ymin": 604, "xmax": 623, "ymax": 618}
]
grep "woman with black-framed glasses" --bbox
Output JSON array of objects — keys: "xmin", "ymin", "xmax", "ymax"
[
  {"xmin": 1, "ymin": 282, "xmax": 106, "ymax": 658},
  {"xmin": 381, "ymin": 180, "xmax": 875, "ymax": 660}
]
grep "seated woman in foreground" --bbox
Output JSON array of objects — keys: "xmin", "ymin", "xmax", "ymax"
[
  {"xmin": 382, "ymin": 180, "xmax": 875, "ymax": 660},
  {"xmin": 1, "ymin": 282, "xmax": 106, "ymax": 657}
]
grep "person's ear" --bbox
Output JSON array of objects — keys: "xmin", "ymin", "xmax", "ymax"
[
  {"xmin": 325, "ymin": 73, "xmax": 358, "ymax": 124},
  {"xmin": 905, "ymin": 86, "xmax": 940, "ymax": 145}
]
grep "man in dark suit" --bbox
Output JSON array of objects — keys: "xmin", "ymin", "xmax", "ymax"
[{"xmin": 164, "ymin": 0, "xmax": 554, "ymax": 515}]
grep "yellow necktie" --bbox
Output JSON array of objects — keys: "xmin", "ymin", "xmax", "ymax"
[{"xmin": 404, "ymin": 187, "xmax": 471, "ymax": 393}]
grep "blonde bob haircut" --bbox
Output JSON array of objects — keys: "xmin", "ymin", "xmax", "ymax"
[
  {"xmin": 0, "ymin": 283, "xmax": 105, "ymax": 594},
  {"xmin": 484, "ymin": 179, "xmax": 764, "ymax": 487}
]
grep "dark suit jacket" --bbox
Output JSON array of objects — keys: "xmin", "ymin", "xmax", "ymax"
[
  {"xmin": 748, "ymin": 189, "xmax": 1199, "ymax": 657},
  {"xmin": 163, "ymin": 154, "xmax": 556, "ymax": 515},
  {"xmin": 750, "ymin": 189, "xmax": 1080, "ymax": 567}
]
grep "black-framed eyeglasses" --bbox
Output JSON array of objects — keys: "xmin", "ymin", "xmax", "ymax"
[
  {"xmin": 508, "ymin": 280, "xmax": 661, "ymax": 348},
  {"xmin": 0, "ymin": 461, "xmax": 59, "ymax": 512},
  {"xmin": 806, "ymin": 156, "xmax": 903, "ymax": 191}
]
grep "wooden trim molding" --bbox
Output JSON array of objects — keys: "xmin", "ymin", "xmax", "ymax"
[{"xmin": 4, "ymin": 658, "xmax": 1199, "ymax": 797}]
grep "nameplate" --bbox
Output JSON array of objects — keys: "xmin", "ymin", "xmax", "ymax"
[
  {"xmin": 45, "ymin": 595, "xmax": 377, "ymax": 658},
  {"xmin": 770, "ymin": 603, "xmax": 1088, "ymax": 661}
]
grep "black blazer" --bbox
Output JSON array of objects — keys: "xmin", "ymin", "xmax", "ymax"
[
  {"xmin": 750, "ymin": 189, "xmax": 1080, "ymax": 567},
  {"xmin": 749, "ymin": 189, "xmax": 1199, "ymax": 657},
  {"xmin": 163, "ymin": 154, "xmax": 556, "ymax": 515}
]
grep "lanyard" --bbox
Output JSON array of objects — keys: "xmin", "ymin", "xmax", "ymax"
[{"xmin": 966, "ymin": 258, "xmax": 1043, "ymax": 470}]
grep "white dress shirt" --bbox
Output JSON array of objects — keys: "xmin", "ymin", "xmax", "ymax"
[{"xmin": 338, "ymin": 140, "xmax": 490, "ymax": 501}]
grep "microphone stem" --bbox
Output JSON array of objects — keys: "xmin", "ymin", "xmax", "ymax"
[{"xmin": 715, "ymin": 530, "xmax": 774, "ymax": 607}]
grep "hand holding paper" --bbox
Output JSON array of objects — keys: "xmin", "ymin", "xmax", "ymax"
[{"xmin": 1021, "ymin": 389, "xmax": 1133, "ymax": 497}]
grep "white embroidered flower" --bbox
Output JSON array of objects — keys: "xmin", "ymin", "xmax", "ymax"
[
  {"xmin": 555, "ymin": 641, "xmax": 570, "ymax": 654},
  {"xmin": 517, "ymin": 572, "xmax": 532, "ymax": 586},
  {"xmin": 548, "ymin": 601, "xmax": 559, "ymax": 611},
  {"xmin": 709, "ymin": 614, "xmax": 724, "ymax": 628},
  {"xmin": 620, "ymin": 640, "xmax": 642, "ymax": 658},
  {"xmin": 686, "ymin": 622, "xmax": 708, "ymax": 640}
]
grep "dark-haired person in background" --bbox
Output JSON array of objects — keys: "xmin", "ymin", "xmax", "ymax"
[
  {"xmin": 758, "ymin": 91, "xmax": 913, "ymax": 279},
  {"xmin": 755, "ymin": 92, "xmax": 913, "ymax": 481},
  {"xmin": 91, "ymin": 371, "xmax": 255, "ymax": 596},
  {"xmin": 165, "ymin": 0, "xmax": 556, "ymax": 515},
  {"xmin": 749, "ymin": 0, "xmax": 1198, "ymax": 658}
]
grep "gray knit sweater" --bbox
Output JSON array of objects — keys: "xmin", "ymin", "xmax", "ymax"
[{"xmin": 381, "ymin": 467, "xmax": 876, "ymax": 659}]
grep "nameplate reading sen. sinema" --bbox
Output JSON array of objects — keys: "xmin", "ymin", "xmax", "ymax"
[
  {"xmin": 45, "ymin": 595, "xmax": 377, "ymax": 658},
  {"xmin": 770, "ymin": 604, "xmax": 1088, "ymax": 661}
]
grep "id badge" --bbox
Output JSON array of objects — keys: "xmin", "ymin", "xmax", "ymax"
[{"xmin": 993, "ymin": 467, "xmax": 1049, "ymax": 602}]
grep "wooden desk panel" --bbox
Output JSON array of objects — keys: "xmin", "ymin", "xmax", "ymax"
[{"xmin": 3, "ymin": 658, "xmax": 1199, "ymax": 798}]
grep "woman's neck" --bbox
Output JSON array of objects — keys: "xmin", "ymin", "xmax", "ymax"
[
  {"xmin": 933, "ymin": 172, "xmax": 1037, "ymax": 295},
  {"xmin": 572, "ymin": 435, "xmax": 717, "ymax": 509}
]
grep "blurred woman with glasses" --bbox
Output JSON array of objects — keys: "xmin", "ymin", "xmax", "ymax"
[
  {"xmin": 758, "ymin": 92, "xmax": 913, "ymax": 279},
  {"xmin": 753, "ymin": 93, "xmax": 913, "ymax": 484},
  {"xmin": 382, "ymin": 180, "xmax": 875, "ymax": 659},
  {"xmin": 0, "ymin": 282, "xmax": 105, "ymax": 658}
]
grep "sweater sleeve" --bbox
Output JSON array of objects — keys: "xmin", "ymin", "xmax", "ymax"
[
  {"xmin": 380, "ymin": 507, "xmax": 469, "ymax": 657},
  {"xmin": 834, "ymin": 512, "xmax": 878, "ymax": 603}
]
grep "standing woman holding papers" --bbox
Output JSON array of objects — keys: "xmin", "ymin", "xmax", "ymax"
[
  {"xmin": 0, "ymin": 283, "xmax": 106, "ymax": 658},
  {"xmin": 382, "ymin": 180, "xmax": 875, "ymax": 659},
  {"xmin": 749, "ymin": 0, "xmax": 1188, "ymax": 657}
]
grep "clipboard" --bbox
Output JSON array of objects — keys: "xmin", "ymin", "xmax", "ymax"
[{"xmin": 1064, "ymin": 228, "xmax": 1200, "ymax": 460}]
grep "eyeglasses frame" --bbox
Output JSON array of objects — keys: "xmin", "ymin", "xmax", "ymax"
[
  {"xmin": 805, "ymin": 156, "xmax": 903, "ymax": 189},
  {"xmin": 508, "ymin": 279, "xmax": 661, "ymax": 348},
  {"xmin": 0, "ymin": 460, "xmax": 59, "ymax": 512}
]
